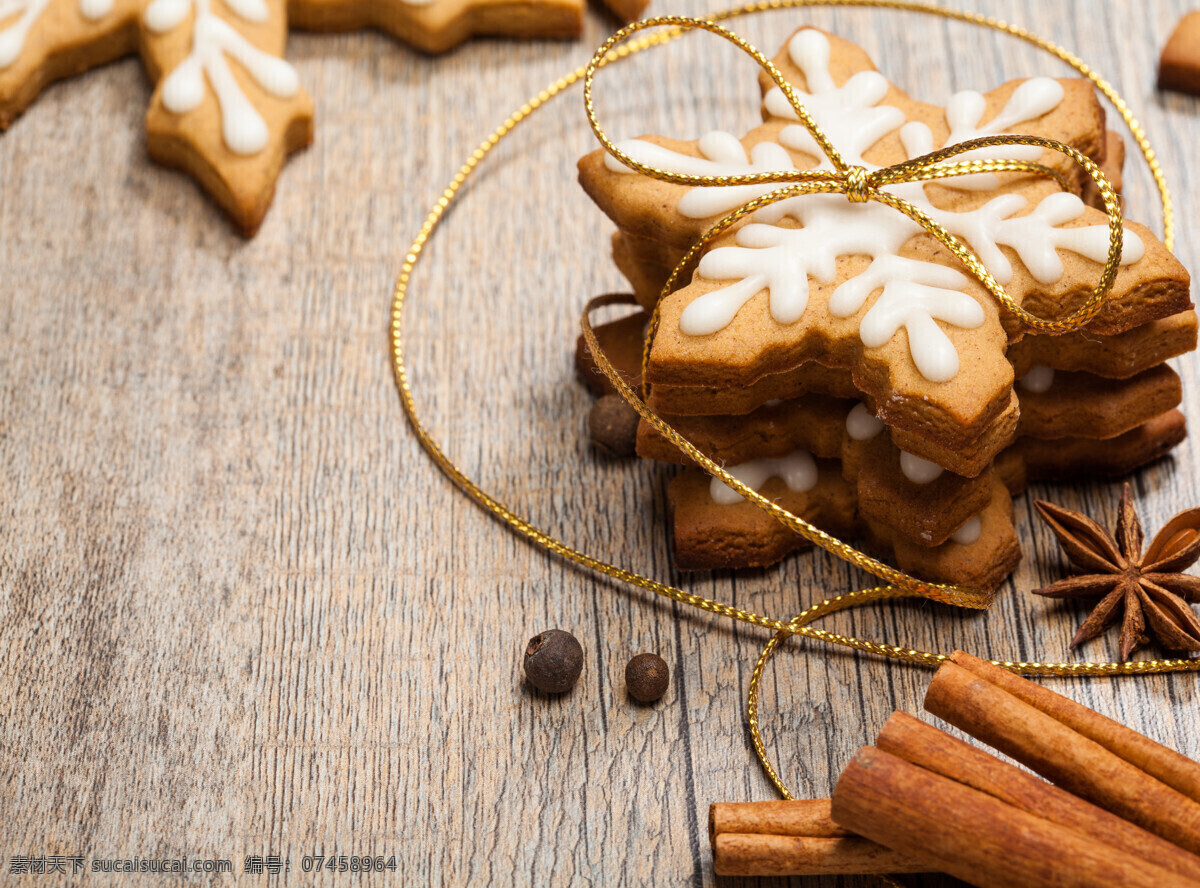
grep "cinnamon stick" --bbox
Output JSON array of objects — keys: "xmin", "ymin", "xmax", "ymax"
[
  {"xmin": 925, "ymin": 658, "xmax": 1200, "ymax": 855},
  {"xmin": 709, "ymin": 798, "xmax": 850, "ymax": 838},
  {"xmin": 876, "ymin": 711, "xmax": 1200, "ymax": 883},
  {"xmin": 950, "ymin": 650, "xmax": 1200, "ymax": 805},
  {"xmin": 831, "ymin": 746, "xmax": 1200, "ymax": 888},
  {"xmin": 708, "ymin": 799, "xmax": 929, "ymax": 876},
  {"xmin": 711, "ymin": 832, "xmax": 928, "ymax": 877}
]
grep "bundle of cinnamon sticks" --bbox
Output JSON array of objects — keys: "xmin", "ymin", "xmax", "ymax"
[{"xmin": 711, "ymin": 650, "xmax": 1200, "ymax": 887}]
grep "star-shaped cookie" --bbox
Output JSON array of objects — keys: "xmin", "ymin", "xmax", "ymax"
[
  {"xmin": 578, "ymin": 28, "xmax": 1191, "ymax": 473},
  {"xmin": 0, "ymin": 0, "xmax": 648, "ymax": 234}
]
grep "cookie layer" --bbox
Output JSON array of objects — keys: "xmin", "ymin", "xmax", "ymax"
[
  {"xmin": 576, "ymin": 305, "xmax": 1195, "ymax": 476},
  {"xmin": 667, "ymin": 410, "xmax": 1183, "ymax": 584},
  {"xmin": 286, "ymin": 0, "xmax": 584, "ymax": 54},
  {"xmin": 0, "ymin": 0, "xmax": 139, "ymax": 129},
  {"xmin": 669, "ymin": 467, "xmax": 1020, "ymax": 591}
]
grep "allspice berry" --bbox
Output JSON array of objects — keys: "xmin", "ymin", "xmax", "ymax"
[
  {"xmin": 523, "ymin": 629, "xmax": 583, "ymax": 694},
  {"xmin": 625, "ymin": 652, "xmax": 669, "ymax": 703},
  {"xmin": 588, "ymin": 394, "xmax": 640, "ymax": 458}
]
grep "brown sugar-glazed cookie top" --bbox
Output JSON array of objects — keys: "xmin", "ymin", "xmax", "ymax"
[{"xmin": 578, "ymin": 27, "xmax": 1191, "ymax": 472}]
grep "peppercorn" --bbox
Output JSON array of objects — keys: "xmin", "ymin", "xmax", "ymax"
[
  {"xmin": 588, "ymin": 394, "xmax": 640, "ymax": 458},
  {"xmin": 523, "ymin": 629, "xmax": 584, "ymax": 694},
  {"xmin": 625, "ymin": 652, "xmax": 669, "ymax": 703}
]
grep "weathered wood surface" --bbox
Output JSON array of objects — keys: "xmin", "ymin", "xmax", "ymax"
[{"xmin": 1, "ymin": 1, "xmax": 1199, "ymax": 885}]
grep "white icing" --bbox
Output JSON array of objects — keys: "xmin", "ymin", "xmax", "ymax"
[
  {"xmin": 605, "ymin": 31, "xmax": 1144, "ymax": 383},
  {"xmin": 1018, "ymin": 364, "xmax": 1055, "ymax": 393},
  {"xmin": 834, "ymin": 254, "xmax": 984, "ymax": 382},
  {"xmin": 939, "ymin": 78, "xmax": 1065, "ymax": 190},
  {"xmin": 947, "ymin": 78, "xmax": 1064, "ymax": 145},
  {"xmin": 709, "ymin": 451, "xmax": 818, "ymax": 506},
  {"xmin": 605, "ymin": 132, "xmax": 802, "ymax": 222},
  {"xmin": 950, "ymin": 515, "xmax": 983, "ymax": 545},
  {"xmin": 79, "ymin": 0, "xmax": 112, "ymax": 19},
  {"xmin": 899, "ymin": 451, "xmax": 944, "ymax": 484},
  {"xmin": 145, "ymin": 0, "xmax": 300, "ymax": 156},
  {"xmin": 845, "ymin": 403, "xmax": 884, "ymax": 440},
  {"xmin": 0, "ymin": 0, "xmax": 118, "ymax": 67},
  {"xmin": 979, "ymin": 191, "xmax": 1143, "ymax": 284},
  {"xmin": 763, "ymin": 30, "xmax": 907, "ymax": 170},
  {"xmin": 0, "ymin": 0, "xmax": 50, "ymax": 68}
]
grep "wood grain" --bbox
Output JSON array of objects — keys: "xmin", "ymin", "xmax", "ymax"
[{"xmin": 1, "ymin": 2, "xmax": 1198, "ymax": 885}]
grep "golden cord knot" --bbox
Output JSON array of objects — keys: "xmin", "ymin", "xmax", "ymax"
[{"xmin": 844, "ymin": 165, "xmax": 871, "ymax": 202}]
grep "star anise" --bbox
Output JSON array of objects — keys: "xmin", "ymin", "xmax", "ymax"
[{"xmin": 1033, "ymin": 484, "xmax": 1200, "ymax": 660}]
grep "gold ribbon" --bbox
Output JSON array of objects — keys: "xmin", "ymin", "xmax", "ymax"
[{"xmin": 392, "ymin": 2, "xmax": 1199, "ymax": 807}]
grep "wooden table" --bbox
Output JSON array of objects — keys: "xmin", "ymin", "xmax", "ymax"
[{"xmin": 2, "ymin": 1, "xmax": 1198, "ymax": 884}]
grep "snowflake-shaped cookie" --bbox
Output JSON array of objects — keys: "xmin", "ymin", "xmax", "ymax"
[
  {"xmin": 0, "ymin": 0, "xmax": 645, "ymax": 234},
  {"xmin": 579, "ymin": 28, "xmax": 1190, "ymax": 469}
]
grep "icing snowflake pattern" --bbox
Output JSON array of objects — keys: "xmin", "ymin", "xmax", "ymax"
[
  {"xmin": 606, "ymin": 30, "xmax": 1144, "ymax": 383},
  {"xmin": 145, "ymin": 0, "xmax": 300, "ymax": 155}
]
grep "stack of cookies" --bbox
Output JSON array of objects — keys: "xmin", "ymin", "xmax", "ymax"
[{"xmin": 576, "ymin": 27, "xmax": 1195, "ymax": 591}]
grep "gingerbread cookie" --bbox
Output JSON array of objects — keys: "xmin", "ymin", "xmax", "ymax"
[
  {"xmin": 576, "ymin": 306, "xmax": 1196, "ymax": 478},
  {"xmin": 669, "ymin": 465, "xmax": 1020, "ymax": 591},
  {"xmin": 643, "ymin": 390, "xmax": 993, "ymax": 549},
  {"xmin": 578, "ymin": 28, "xmax": 1190, "ymax": 473},
  {"xmin": 0, "ymin": 0, "xmax": 312, "ymax": 233},
  {"xmin": 574, "ymin": 26, "xmax": 1193, "ymax": 589},
  {"xmin": 142, "ymin": 0, "xmax": 314, "ymax": 235},
  {"xmin": 0, "ymin": 0, "xmax": 643, "ymax": 233},
  {"xmin": 578, "ymin": 302, "xmax": 1185, "ymax": 549},
  {"xmin": 1001, "ymin": 410, "xmax": 1187, "ymax": 493},
  {"xmin": 613, "ymin": 121, "xmax": 1129, "ymax": 310},
  {"xmin": 287, "ymin": 0, "xmax": 585, "ymax": 55},
  {"xmin": 1158, "ymin": 11, "xmax": 1200, "ymax": 96},
  {"xmin": 637, "ymin": 369, "xmax": 1182, "ymax": 550},
  {"xmin": 666, "ymin": 409, "xmax": 1184, "ymax": 586},
  {"xmin": 0, "ymin": 0, "xmax": 139, "ymax": 129},
  {"xmin": 576, "ymin": 306, "xmax": 1187, "ymax": 581}
]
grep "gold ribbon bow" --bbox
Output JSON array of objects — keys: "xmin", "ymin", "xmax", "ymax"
[
  {"xmin": 581, "ymin": 14, "xmax": 1128, "ymax": 614},
  {"xmin": 585, "ymin": 16, "xmax": 1126, "ymax": 342}
]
